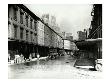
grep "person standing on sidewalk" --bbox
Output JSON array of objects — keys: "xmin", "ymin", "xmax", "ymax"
[
  {"xmin": 29, "ymin": 54, "xmax": 32, "ymax": 61},
  {"xmin": 37, "ymin": 53, "xmax": 40, "ymax": 60},
  {"xmin": 36, "ymin": 53, "xmax": 40, "ymax": 65},
  {"xmin": 8, "ymin": 53, "xmax": 10, "ymax": 63}
]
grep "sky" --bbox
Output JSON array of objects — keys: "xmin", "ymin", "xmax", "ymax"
[{"xmin": 25, "ymin": 4, "xmax": 93, "ymax": 40}]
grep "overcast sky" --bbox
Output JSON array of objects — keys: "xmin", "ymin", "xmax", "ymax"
[{"xmin": 25, "ymin": 4, "xmax": 93, "ymax": 40}]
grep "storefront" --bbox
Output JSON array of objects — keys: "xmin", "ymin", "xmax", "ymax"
[{"xmin": 75, "ymin": 38, "xmax": 102, "ymax": 70}]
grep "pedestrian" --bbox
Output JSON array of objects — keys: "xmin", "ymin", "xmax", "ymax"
[
  {"xmin": 20, "ymin": 54, "xmax": 24, "ymax": 63},
  {"xmin": 36, "ymin": 53, "xmax": 40, "ymax": 65},
  {"xmin": 14, "ymin": 55, "xmax": 20, "ymax": 63},
  {"xmin": 8, "ymin": 53, "xmax": 10, "ymax": 62},
  {"xmin": 37, "ymin": 53, "xmax": 40, "ymax": 60},
  {"xmin": 29, "ymin": 54, "xmax": 32, "ymax": 61}
]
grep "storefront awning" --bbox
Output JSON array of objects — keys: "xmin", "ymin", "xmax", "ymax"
[{"xmin": 76, "ymin": 38, "xmax": 102, "ymax": 46}]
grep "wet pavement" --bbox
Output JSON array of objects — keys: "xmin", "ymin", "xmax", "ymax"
[{"xmin": 8, "ymin": 55, "xmax": 102, "ymax": 79}]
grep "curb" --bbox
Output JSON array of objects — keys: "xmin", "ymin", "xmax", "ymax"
[{"xmin": 8, "ymin": 57, "xmax": 48, "ymax": 66}]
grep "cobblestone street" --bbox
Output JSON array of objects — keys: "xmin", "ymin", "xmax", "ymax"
[{"xmin": 8, "ymin": 55, "xmax": 102, "ymax": 79}]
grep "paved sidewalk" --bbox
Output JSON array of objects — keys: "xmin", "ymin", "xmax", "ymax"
[{"xmin": 8, "ymin": 56, "xmax": 48, "ymax": 66}]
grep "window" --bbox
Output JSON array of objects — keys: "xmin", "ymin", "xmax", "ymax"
[
  {"xmin": 30, "ymin": 32, "xmax": 33, "ymax": 42},
  {"xmin": 13, "ymin": 8, "xmax": 17, "ymax": 21},
  {"xmin": 26, "ymin": 30, "xmax": 29, "ymax": 41},
  {"xmin": 34, "ymin": 21, "xmax": 37, "ymax": 31},
  {"xmin": 30, "ymin": 19, "xmax": 33, "ymax": 29},
  {"xmin": 20, "ymin": 28, "xmax": 23, "ymax": 39},
  {"xmin": 34, "ymin": 33, "xmax": 37, "ymax": 43},
  {"xmin": 13, "ymin": 25, "xmax": 17, "ymax": 38},
  {"xmin": 20, "ymin": 12, "xmax": 23, "ymax": 24},
  {"xmin": 8, "ymin": 22, "xmax": 11, "ymax": 37},
  {"xmin": 26, "ymin": 15, "xmax": 28, "ymax": 27}
]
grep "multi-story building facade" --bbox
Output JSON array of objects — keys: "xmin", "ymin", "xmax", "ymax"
[
  {"xmin": 37, "ymin": 21, "xmax": 44, "ymax": 46},
  {"xmin": 88, "ymin": 4, "xmax": 102, "ymax": 39},
  {"xmin": 88, "ymin": 4, "xmax": 102, "ymax": 59},
  {"xmin": 75, "ymin": 4, "xmax": 102, "ymax": 70},
  {"xmin": 8, "ymin": 4, "xmax": 63, "ymax": 61},
  {"xmin": 8, "ymin": 4, "xmax": 40, "ymax": 59},
  {"xmin": 42, "ymin": 14, "xmax": 63, "ymax": 51},
  {"xmin": 65, "ymin": 33, "xmax": 73, "ymax": 41}
]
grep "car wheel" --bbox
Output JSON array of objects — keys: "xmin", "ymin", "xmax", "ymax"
[{"xmin": 95, "ymin": 63, "xmax": 102, "ymax": 71}]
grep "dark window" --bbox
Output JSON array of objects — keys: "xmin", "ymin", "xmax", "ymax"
[
  {"xmin": 8, "ymin": 6, "xmax": 10, "ymax": 18},
  {"xmin": 34, "ymin": 21, "xmax": 37, "ymax": 31},
  {"xmin": 13, "ymin": 25, "xmax": 17, "ymax": 38},
  {"xmin": 26, "ymin": 15, "xmax": 28, "ymax": 27},
  {"xmin": 20, "ymin": 12, "xmax": 23, "ymax": 24},
  {"xmin": 20, "ymin": 28, "xmax": 23, "ymax": 39},
  {"xmin": 13, "ymin": 9, "xmax": 17, "ymax": 21},
  {"xmin": 30, "ymin": 32, "xmax": 33, "ymax": 41},
  {"xmin": 8, "ymin": 21, "xmax": 11, "ymax": 37},
  {"xmin": 34, "ymin": 33, "xmax": 37, "ymax": 43},
  {"xmin": 30, "ymin": 19, "xmax": 33, "ymax": 29},
  {"xmin": 26, "ymin": 30, "xmax": 29, "ymax": 41}
]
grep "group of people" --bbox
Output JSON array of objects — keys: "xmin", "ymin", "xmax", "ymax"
[
  {"xmin": 8, "ymin": 53, "xmax": 40, "ymax": 64},
  {"xmin": 14, "ymin": 54, "xmax": 24, "ymax": 63}
]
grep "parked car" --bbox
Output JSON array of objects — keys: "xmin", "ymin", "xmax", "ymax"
[{"xmin": 49, "ymin": 48, "xmax": 58, "ymax": 59}]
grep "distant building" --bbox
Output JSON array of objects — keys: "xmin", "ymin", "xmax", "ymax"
[
  {"xmin": 77, "ymin": 30, "xmax": 86, "ymax": 41},
  {"xmin": 86, "ymin": 28, "xmax": 90, "ymax": 38},
  {"xmin": 62, "ymin": 32, "xmax": 66, "ymax": 39},
  {"xmin": 61, "ymin": 32, "xmax": 73, "ymax": 41},
  {"xmin": 64, "ymin": 39, "xmax": 78, "ymax": 55},
  {"xmin": 42, "ymin": 14, "xmax": 56, "ymax": 27},
  {"xmin": 42, "ymin": 14, "xmax": 50, "ymax": 24},
  {"xmin": 42, "ymin": 14, "xmax": 61, "ymax": 34},
  {"xmin": 64, "ymin": 39, "xmax": 71, "ymax": 50},
  {"xmin": 50, "ymin": 15, "xmax": 56, "ymax": 27},
  {"xmin": 65, "ymin": 33, "xmax": 73, "ymax": 41},
  {"xmin": 66, "ymin": 36, "xmax": 73, "ymax": 41}
]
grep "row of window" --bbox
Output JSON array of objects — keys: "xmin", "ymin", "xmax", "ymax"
[
  {"xmin": 12, "ymin": 24, "xmax": 62, "ymax": 46},
  {"xmin": 13, "ymin": 24, "xmax": 37, "ymax": 42},
  {"xmin": 13, "ymin": 6, "xmax": 38, "ymax": 31}
]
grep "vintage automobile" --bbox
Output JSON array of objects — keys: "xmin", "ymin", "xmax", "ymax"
[{"xmin": 48, "ymin": 48, "xmax": 59, "ymax": 59}]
